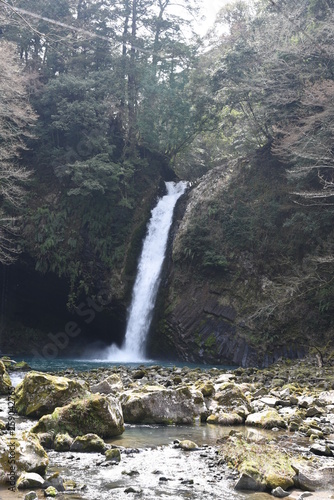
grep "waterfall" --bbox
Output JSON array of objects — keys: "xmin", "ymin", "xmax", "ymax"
[{"xmin": 106, "ymin": 180, "xmax": 187, "ymax": 362}]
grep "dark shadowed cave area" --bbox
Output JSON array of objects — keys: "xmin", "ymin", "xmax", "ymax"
[{"xmin": 0, "ymin": 261, "xmax": 127, "ymax": 357}]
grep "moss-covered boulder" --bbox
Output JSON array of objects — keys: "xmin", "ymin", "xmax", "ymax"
[
  {"xmin": 0, "ymin": 360, "xmax": 12, "ymax": 395},
  {"xmin": 207, "ymin": 412, "xmax": 244, "ymax": 425},
  {"xmin": 246, "ymin": 409, "xmax": 287, "ymax": 429},
  {"xmin": 54, "ymin": 433, "xmax": 73, "ymax": 452},
  {"xmin": 14, "ymin": 371, "xmax": 90, "ymax": 418},
  {"xmin": 44, "ymin": 486, "xmax": 57, "ymax": 497},
  {"xmin": 31, "ymin": 394, "xmax": 124, "ymax": 438},
  {"xmin": 196, "ymin": 381, "xmax": 215, "ymax": 397},
  {"xmin": 9, "ymin": 361, "xmax": 31, "ymax": 372},
  {"xmin": 120, "ymin": 385, "xmax": 204, "ymax": 424},
  {"xmin": 70, "ymin": 433, "xmax": 107, "ymax": 453},
  {"xmin": 0, "ymin": 432, "xmax": 49, "ymax": 485},
  {"xmin": 214, "ymin": 383, "xmax": 251, "ymax": 412},
  {"xmin": 105, "ymin": 448, "xmax": 121, "ymax": 462},
  {"xmin": 220, "ymin": 434, "xmax": 296, "ymax": 492}
]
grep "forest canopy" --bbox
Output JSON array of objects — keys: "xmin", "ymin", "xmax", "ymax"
[{"xmin": 0, "ymin": 0, "xmax": 334, "ymax": 294}]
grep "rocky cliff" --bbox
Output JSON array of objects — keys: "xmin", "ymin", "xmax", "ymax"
[{"xmin": 148, "ymin": 149, "xmax": 334, "ymax": 367}]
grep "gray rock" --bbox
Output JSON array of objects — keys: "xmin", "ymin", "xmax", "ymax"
[
  {"xmin": 120, "ymin": 385, "xmax": 205, "ymax": 425},
  {"xmin": 235, "ymin": 472, "xmax": 266, "ymax": 491},
  {"xmin": 24, "ymin": 493, "xmax": 38, "ymax": 500},
  {"xmin": 305, "ymin": 406, "xmax": 322, "ymax": 417},
  {"xmin": 0, "ymin": 432, "xmax": 49, "ymax": 484},
  {"xmin": 245, "ymin": 409, "xmax": 286, "ymax": 429},
  {"xmin": 178, "ymin": 440, "xmax": 199, "ymax": 450},
  {"xmin": 260, "ymin": 397, "xmax": 279, "ymax": 407},
  {"xmin": 90, "ymin": 374, "xmax": 123, "ymax": 395},
  {"xmin": 271, "ymin": 486, "xmax": 290, "ymax": 497},
  {"xmin": 309, "ymin": 443, "xmax": 333, "ymax": 457},
  {"xmin": 17, "ymin": 472, "xmax": 45, "ymax": 489},
  {"xmin": 54, "ymin": 433, "xmax": 73, "ymax": 452},
  {"xmin": 296, "ymin": 493, "xmax": 313, "ymax": 500}
]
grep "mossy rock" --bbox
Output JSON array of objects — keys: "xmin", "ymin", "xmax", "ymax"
[
  {"xmin": 0, "ymin": 432, "xmax": 49, "ymax": 484},
  {"xmin": 120, "ymin": 385, "xmax": 201, "ymax": 425},
  {"xmin": 105, "ymin": 448, "xmax": 121, "ymax": 462},
  {"xmin": 0, "ymin": 360, "xmax": 12, "ymax": 395},
  {"xmin": 31, "ymin": 394, "xmax": 124, "ymax": 439},
  {"xmin": 37, "ymin": 432, "xmax": 54, "ymax": 450},
  {"xmin": 70, "ymin": 433, "xmax": 107, "ymax": 453},
  {"xmin": 9, "ymin": 361, "xmax": 31, "ymax": 372},
  {"xmin": 14, "ymin": 371, "xmax": 90, "ymax": 418},
  {"xmin": 245, "ymin": 409, "xmax": 287, "ymax": 429},
  {"xmin": 44, "ymin": 486, "xmax": 57, "ymax": 497},
  {"xmin": 214, "ymin": 383, "xmax": 251, "ymax": 412},
  {"xmin": 54, "ymin": 433, "xmax": 73, "ymax": 452},
  {"xmin": 220, "ymin": 434, "xmax": 296, "ymax": 492},
  {"xmin": 198, "ymin": 381, "xmax": 215, "ymax": 397},
  {"xmin": 207, "ymin": 411, "xmax": 244, "ymax": 425},
  {"xmin": 265, "ymin": 471, "xmax": 294, "ymax": 490},
  {"xmin": 207, "ymin": 414, "xmax": 219, "ymax": 424}
]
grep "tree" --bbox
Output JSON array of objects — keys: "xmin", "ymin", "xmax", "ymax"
[{"xmin": 0, "ymin": 41, "xmax": 36, "ymax": 264}]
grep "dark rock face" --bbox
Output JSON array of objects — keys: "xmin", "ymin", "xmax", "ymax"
[
  {"xmin": 149, "ymin": 157, "xmax": 314, "ymax": 368},
  {"xmin": 151, "ymin": 280, "xmax": 305, "ymax": 367}
]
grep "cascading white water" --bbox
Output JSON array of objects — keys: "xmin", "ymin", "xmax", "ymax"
[{"xmin": 106, "ymin": 181, "xmax": 188, "ymax": 362}]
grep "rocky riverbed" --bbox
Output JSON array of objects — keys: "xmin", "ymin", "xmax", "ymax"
[{"xmin": 0, "ymin": 356, "xmax": 334, "ymax": 499}]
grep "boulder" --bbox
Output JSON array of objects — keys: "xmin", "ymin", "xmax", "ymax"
[
  {"xmin": 309, "ymin": 443, "xmax": 333, "ymax": 457},
  {"xmin": 178, "ymin": 440, "xmax": 199, "ymax": 451},
  {"xmin": 70, "ymin": 433, "xmax": 107, "ymax": 453},
  {"xmin": 0, "ymin": 432, "xmax": 49, "ymax": 485},
  {"xmin": 235, "ymin": 472, "xmax": 266, "ymax": 492},
  {"xmin": 220, "ymin": 434, "xmax": 295, "ymax": 492},
  {"xmin": 31, "ymin": 394, "xmax": 124, "ymax": 438},
  {"xmin": 246, "ymin": 409, "xmax": 287, "ymax": 429},
  {"xmin": 0, "ymin": 360, "xmax": 11, "ymax": 395},
  {"xmin": 120, "ymin": 385, "xmax": 205, "ymax": 424},
  {"xmin": 9, "ymin": 360, "xmax": 31, "ymax": 372},
  {"xmin": 14, "ymin": 371, "xmax": 89, "ymax": 417},
  {"xmin": 44, "ymin": 486, "xmax": 57, "ymax": 497},
  {"xmin": 37, "ymin": 432, "xmax": 54, "ymax": 450},
  {"xmin": 16, "ymin": 472, "xmax": 45, "ymax": 489},
  {"xmin": 207, "ymin": 412, "xmax": 244, "ymax": 425},
  {"xmin": 24, "ymin": 492, "xmax": 38, "ymax": 500},
  {"xmin": 196, "ymin": 381, "xmax": 215, "ymax": 397},
  {"xmin": 43, "ymin": 472, "xmax": 65, "ymax": 492},
  {"xmin": 90, "ymin": 374, "xmax": 123, "ymax": 395},
  {"xmin": 271, "ymin": 486, "xmax": 290, "ymax": 497},
  {"xmin": 214, "ymin": 383, "xmax": 251, "ymax": 414},
  {"xmin": 54, "ymin": 433, "xmax": 73, "ymax": 452},
  {"xmin": 105, "ymin": 448, "xmax": 121, "ymax": 462}
]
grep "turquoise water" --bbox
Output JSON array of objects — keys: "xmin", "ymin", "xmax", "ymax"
[{"xmin": 12, "ymin": 357, "xmax": 237, "ymax": 373}]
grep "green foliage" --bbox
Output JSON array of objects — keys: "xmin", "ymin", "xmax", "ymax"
[{"xmin": 202, "ymin": 250, "xmax": 228, "ymax": 270}]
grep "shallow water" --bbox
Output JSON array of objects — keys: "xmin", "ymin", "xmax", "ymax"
[
  {"xmin": 46, "ymin": 445, "xmax": 244, "ymax": 500},
  {"xmin": 10, "ymin": 357, "xmax": 237, "ymax": 373},
  {"xmin": 108, "ymin": 422, "xmax": 268, "ymax": 449}
]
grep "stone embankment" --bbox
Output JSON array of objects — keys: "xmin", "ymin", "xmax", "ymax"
[{"xmin": 0, "ymin": 356, "xmax": 333, "ymax": 498}]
